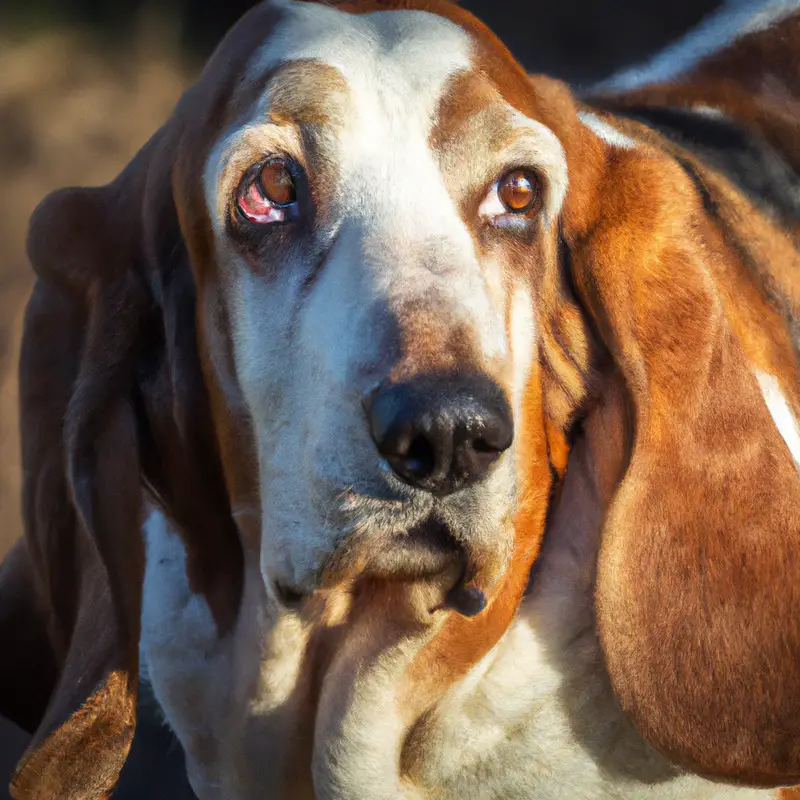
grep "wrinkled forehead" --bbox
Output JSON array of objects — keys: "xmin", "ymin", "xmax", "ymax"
[
  {"xmin": 232, "ymin": 0, "xmax": 551, "ymax": 150},
  {"xmin": 202, "ymin": 1, "xmax": 567, "ymax": 224},
  {"xmin": 236, "ymin": 2, "xmax": 476, "ymax": 187},
  {"xmin": 258, "ymin": 1, "xmax": 473, "ymax": 108}
]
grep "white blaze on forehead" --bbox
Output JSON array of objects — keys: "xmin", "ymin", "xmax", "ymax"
[
  {"xmin": 248, "ymin": 0, "xmax": 507, "ymax": 360},
  {"xmin": 260, "ymin": 1, "xmax": 471, "ymax": 117},
  {"xmin": 755, "ymin": 370, "xmax": 800, "ymax": 468}
]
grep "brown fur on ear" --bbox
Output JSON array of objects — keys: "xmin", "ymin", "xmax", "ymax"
[
  {"xmin": 9, "ymin": 181, "xmax": 149, "ymax": 799},
  {"xmin": 563, "ymin": 135, "xmax": 800, "ymax": 785}
]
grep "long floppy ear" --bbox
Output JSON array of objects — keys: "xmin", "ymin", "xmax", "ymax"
[
  {"xmin": 4, "ymin": 13, "xmax": 268, "ymax": 790},
  {"xmin": 563, "ymin": 136, "xmax": 800, "ymax": 785},
  {"xmin": 9, "ymin": 109, "xmax": 244, "ymax": 795},
  {"xmin": 9, "ymin": 151, "xmax": 154, "ymax": 799}
]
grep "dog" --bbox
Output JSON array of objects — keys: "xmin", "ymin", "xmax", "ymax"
[{"xmin": 1, "ymin": 0, "xmax": 799, "ymax": 798}]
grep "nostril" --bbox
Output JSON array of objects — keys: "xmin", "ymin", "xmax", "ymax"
[
  {"xmin": 376, "ymin": 425, "xmax": 440, "ymax": 484},
  {"xmin": 472, "ymin": 437, "xmax": 497, "ymax": 453},
  {"xmin": 402, "ymin": 434, "xmax": 437, "ymax": 481},
  {"xmin": 473, "ymin": 425, "xmax": 512, "ymax": 453},
  {"xmin": 453, "ymin": 432, "xmax": 508, "ymax": 490}
]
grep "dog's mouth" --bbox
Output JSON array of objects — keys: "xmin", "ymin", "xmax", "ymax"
[
  {"xmin": 275, "ymin": 514, "xmax": 494, "ymax": 618},
  {"xmin": 402, "ymin": 517, "xmax": 489, "ymax": 617}
]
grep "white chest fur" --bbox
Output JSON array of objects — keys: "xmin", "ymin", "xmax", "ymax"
[
  {"xmin": 140, "ymin": 500, "xmax": 772, "ymax": 800},
  {"xmin": 140, "ymin": 510, "xmax": 234, "ymax": 797}
]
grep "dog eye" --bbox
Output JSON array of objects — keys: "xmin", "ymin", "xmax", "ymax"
[
  {"xmin": 236, "ymin": 158, "xmax": 299, "ymax": 224},
  {"xmin": 479, "ymin": 168, "xmax": 541, "ymax": 221},
  {"xmin": 497, "ymin": 169, "xmax": 539, "ymax": 213}
]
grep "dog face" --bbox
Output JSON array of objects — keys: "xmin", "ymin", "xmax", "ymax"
[{"xmin": 197, "ymin": 1, "xmax": 567, "ymax": 614}]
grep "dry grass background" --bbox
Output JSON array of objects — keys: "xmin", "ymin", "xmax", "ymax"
[{"xmin": 0, "ymin": 21, "xmax": 192, "ymax": 558}]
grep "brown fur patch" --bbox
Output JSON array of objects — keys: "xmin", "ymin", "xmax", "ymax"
[
  {"xmin": 596, "ymin": 12, "xmax": 800, "ymax": 175},
  {"xmin": 558, "ymin": 124, "xmax": 800, "ymax": 783},
  {"xmin": 11, "ymin": 672, "xmax": 136, "ymax": 800}
]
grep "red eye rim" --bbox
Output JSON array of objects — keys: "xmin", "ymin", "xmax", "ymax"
[{"xmin": 235, "ymin": 157, "xmax": 299, "ymax": 225}]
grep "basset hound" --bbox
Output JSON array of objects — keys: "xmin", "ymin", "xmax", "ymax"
[{"xmin": 1, "ymin": 0, "xmax": 799, "ymax": 798}]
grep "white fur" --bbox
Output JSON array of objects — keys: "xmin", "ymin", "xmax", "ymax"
[
  {"xmin": 312, "ymin": 637, "xmax": 431, "ymax": 800},
  {"xmin": 140, "ymin": 508, "xmax": 232, "ymax": 797},
  {"xmin": 596, "ymin": 0, "xmax": 800, "ymax": 92},
  {"xmin": 203, "ymin": 0, "xmax": 567, "ymax": 607},
  {"xmin": 578, "ymin": 111, "xmax": 638, "ymax": 149},
  {"xmin": 755, "ymin": 370, "xmax": 800, "ymax": 467}
]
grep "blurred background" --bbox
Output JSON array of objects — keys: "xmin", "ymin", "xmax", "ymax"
[{"xmin": 0, "ymin": 0, "xmax": 722, "ymax": 559}]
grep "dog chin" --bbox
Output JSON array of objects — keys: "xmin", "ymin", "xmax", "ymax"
[{"xmin": 265, "ymin": 510, "xmax": 512, "ymax": 626}]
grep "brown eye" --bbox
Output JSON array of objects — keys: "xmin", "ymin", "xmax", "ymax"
[
  {"xmin": 260, "ymin": 160, "xmax": 296, "ymax": 207},
  {"xmin": 236, "ymin": 158, "xmax": 299, "ymax": 225},
  {"xmin": 497, "ymin": 169, "xmax": 539, "ymax": 214}
]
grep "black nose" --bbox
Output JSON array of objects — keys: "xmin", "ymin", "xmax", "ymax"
[{"xmin": 367, "ymin": 374, "xmax": 513, "ymax": 496}]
